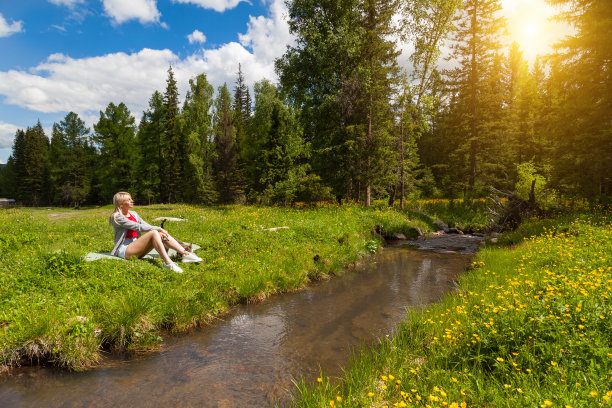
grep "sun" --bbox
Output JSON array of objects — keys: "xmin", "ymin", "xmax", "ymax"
[
  {"xmin": 501, "ymin": 0, "xmax": 569, "ymax": 61},
  {"xmin": 521, "ymin": 21, "xmax": 539, "ymax": 39}
]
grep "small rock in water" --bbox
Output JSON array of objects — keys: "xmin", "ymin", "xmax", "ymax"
[
  {"xmin": 447, "ymin": 228, "xmax": 464, "ymax": 234},
  {"xmin": 391, "ymin": 233, "xmax": 407, "ymax": 240}
]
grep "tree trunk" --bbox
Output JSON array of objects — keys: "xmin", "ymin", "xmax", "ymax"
[
  {"xmin": 399, "ymin": 119, "xmax": 405, "ymax": 209},
  {"xmin": 388, "ymin": 183, "xmax": 397, "ymax": 206}
]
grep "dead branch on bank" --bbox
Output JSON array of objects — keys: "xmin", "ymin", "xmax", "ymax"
[{"xmin": 487, "ymin": 179, "xmax": 539, "ymax": 232}]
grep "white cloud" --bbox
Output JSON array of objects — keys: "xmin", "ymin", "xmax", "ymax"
[
  {"xmin": 0, "ymin": 13, "xmax": 24, "ymax": 38},
  {"xmin": 238, "ymin": 0, "xmax": 293, "ymax": 64},
  {"xmin": 0, "ymin": 0, "xmax": 294, "ymax": 126},
  {"xmin": 0, "ymin": 121, "xmax": 19, "ymax": 150},
  {"xmin": 48, "ymin": 0, "xmax": 85, "ymax": 7},
  {"xmin": 102, "ymin": 0, "xmax": 162, "ymax": 25},
  {"xmin": 188, "ymin": 29, "xmax": 207, "ymax": 44},
  {"xmin": 172, "ymin": 0, "xmax": 247, "ymax": 13},
  {"xmin": 0, "ymin": 49, "xmax": 177, "ymax": 118}
]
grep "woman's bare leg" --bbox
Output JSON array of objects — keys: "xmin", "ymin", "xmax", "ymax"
[{"xmin": 125, "ymin": 230, "xmax": 172, "ymax": 264}]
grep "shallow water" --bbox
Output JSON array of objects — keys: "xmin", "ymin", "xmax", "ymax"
[{"xmin": 0, "ymin": 240, "xmax": 478, "ymax": 407}]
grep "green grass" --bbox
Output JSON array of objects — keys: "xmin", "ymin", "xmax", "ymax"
[
  {"xmin": 0, "ymin": 202, "xmax": 447, "ymax": 371},
  {"xmin": 402, "ymin": 198, "xmax": 490, "ymax": 232},
  {"xmin": 292, "ymin": 209, "xmax": 612, "ymax": 408}
]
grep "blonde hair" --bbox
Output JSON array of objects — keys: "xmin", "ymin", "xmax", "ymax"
[{"xmin": 109, "ymin": 192, "xmax": 132, "ymax": 224}]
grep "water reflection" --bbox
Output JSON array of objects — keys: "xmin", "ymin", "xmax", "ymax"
[{"xmin": 0, "ymin": 246, "xmax": 473, "ymax": 408}]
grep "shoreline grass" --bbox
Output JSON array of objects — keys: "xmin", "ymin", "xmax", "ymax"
[
  {"xmin": 1, "ymin": 202, "xmax": 449, "ymax": 372},
  {"xmin": 292, "ymin": 209, "xmax": 611, "ymax": 407}
]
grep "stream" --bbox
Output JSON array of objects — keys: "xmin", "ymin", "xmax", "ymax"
[{"xmin": 0, "ymin": 234, "xmax": 484, "ymax": 407}]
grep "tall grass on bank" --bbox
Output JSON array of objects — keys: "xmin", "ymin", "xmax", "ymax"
[
  {"xmin": 1, "ymin": 203, "xmax": 440, "ymax": 371},
  {"xmin": 403, "ymin": 199, "xmax": 489, "ymax": 232},
  {"xmin": 293, "ymin": 210, "xmax": 611, "ymax": 407}
]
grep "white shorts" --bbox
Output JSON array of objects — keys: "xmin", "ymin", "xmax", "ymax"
[{"xmin": 117, "ymin": 238, "xmax": 136, "ymax": 259}]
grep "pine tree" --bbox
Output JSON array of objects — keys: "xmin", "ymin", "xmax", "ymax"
[
  {"xmin": 0, "ymin": 156, "xmax": 17, "ymax": 198},
  {"xmin": 49, "ymin": 112, "xmax": 92, "ymax": 206},
  {"xmin": 160, "ymin": 66, "xmax": 183, "ymax": 203},
  {"xmin": 180, "ymin": 73, "xmax": 217, "ymax": 204},
  {"xmin": 233, "ymin": 63, "xmax": 252, "ymax": 148},
  {"xmin": 443, "ymin": 0, "xmax": 505, "ymax": 195},
  {"xmin": 277, "ymin": 0, "xmax": 364, "ymax": 201},
  {"xmin": 213, "ymin": 84, "xmax": 241, "ymax": 203},
  {"xmin": 248, "ymin": 80, "xmax": 310, "ymax": 204},
  {"xmin": 355, "ymin": 0, "xmax": 401, "ymax": 206},
  {"xmin": 502, "ymin": 43, "xmax": 543, "ymax": 184},
  {"xmin": 135, "ymin": 91, "xmax": 164, "ymax": 204},
  {"xmin": 93, "ymin": 102, "xmax": 137, "ymax": 201},
  {"xmin": 277, "ymin": 0, "xmax": 403, "ymax": 204},
  {"xmin": 546, "ymin": 0, "xmax": 612, "ymax": 197},
  {"xmin": 398, "ymin": 0, "xmax": 460, "ymax": 203},
  {"xmin": 13, "ymin": 122, "xmax": 50, "ymax": 206}
]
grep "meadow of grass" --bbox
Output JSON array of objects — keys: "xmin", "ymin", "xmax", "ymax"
[
  {"xmin": 293, "ymin": 209, "xmax": 611, "ymax": 408},
  {"xmin": 0, "ymin": 202, "xmax": 445, "ymax": 372}
]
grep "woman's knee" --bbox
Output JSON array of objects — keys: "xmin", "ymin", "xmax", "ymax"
[{"xmin": 147, "ymin": 230, "xmax": 161, "ymax": 239}]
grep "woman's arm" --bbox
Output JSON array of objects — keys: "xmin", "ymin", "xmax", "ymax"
[
  {"xmin": 133, "ymin": 212, "xmax": 162, "ymax": 232},
  {"xmin": 113, "ymin": 212, "xmax": 161, "ymax": 232}
]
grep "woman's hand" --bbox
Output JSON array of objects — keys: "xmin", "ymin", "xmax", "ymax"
[{"xmin": 159, "ymin": 229, "xmax": 169, "ymax": 239}]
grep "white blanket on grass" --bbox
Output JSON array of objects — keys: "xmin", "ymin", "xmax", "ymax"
[{"xmin": 84, "ymin": 244, "xmax": 200, "ymax": 261}]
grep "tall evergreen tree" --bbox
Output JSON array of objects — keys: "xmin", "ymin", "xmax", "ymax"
[
  {"xmin": 233, "ymin": 63, "xmax": 252, "ymax": 149},
  {"xmin": 277, "ymin": 0, "xmax": 363, "ymax": 200},
  {"xmin": 354, "ymin": 0, "xmax": 401, "ymax": 206},
  {"xmin": 396, "ymin": 0, "xmax": 460, "ymax": 203},
  {"xmin": 246, "ymin": 80, "xmax": 310, "ymax": 204},
  {"xmin": 0, "ymin": 156, "xmax": 17, "ymax": 198},
  {"xmin": 160, "ymin": 66, "xmax": 183, "ymax": 203},
  {"xmin": 180, "ymin": 73, "xmax": 217, "ymax": 204},
  {"xmin": 93, "ymin": 102, "xmax": 137, "ymax": 201},
  {"xmin": 13, "ymin": 122, "xmax": 50, "ymax": 206},
  {"xmin": 277, "ymin": 0, "xmax": 402, "ymax": 204},
  {"xmin": 500, "ymin": 43, "xmax": 544, "ymax": 186},
  {"xmin": 49, "ymin": 112, "xmax": 92, "ymax": 206},
  {"xmin": 213, "ymin": 84, "xmax": 241, "ymax": 203},
  {"xmin": 546, "ymin": 0, "xmax": 612, "ymax": 197},
  {"xmin": 135, "ymin": 91, "xmax": 164, "ymax": 204},
  {"xmin": 443, "ymin": 0, "xmax": 506, "ymax": 195}
]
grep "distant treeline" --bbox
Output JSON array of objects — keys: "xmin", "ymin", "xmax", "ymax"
[{"xmin": 1, "ymin": 0, "xmax": 610, "ymax": 206}]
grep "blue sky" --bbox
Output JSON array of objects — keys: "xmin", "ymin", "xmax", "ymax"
[{"xmin": 0, "ymin": 0, "xmax": 293, "ymax": 163}]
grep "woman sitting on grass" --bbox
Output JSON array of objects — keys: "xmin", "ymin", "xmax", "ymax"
[{"xmin": 109, "ymin": 191, "xmax": 201, "ymax": 273}]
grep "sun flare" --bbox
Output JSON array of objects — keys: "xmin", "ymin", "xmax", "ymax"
[
  {"xmin": 521, "ymin": 21, "xmax": 539, "ymax": 39},
  {"xmin": 501, "ymin": 0, "xmax": 569, "ymax": 61}
]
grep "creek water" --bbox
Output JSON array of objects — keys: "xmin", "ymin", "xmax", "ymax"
[{"xmin": 0, "ymin": 235, "xmax": 483, "ymax": 408}]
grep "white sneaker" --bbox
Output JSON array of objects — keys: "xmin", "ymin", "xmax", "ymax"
[
  {"xmin": 163, "ymin": 261, "xmax": 183, "ymax": 273},
  {"xmin": 181, "ymin": 252, "xmax": 203, "ymax": 263}
]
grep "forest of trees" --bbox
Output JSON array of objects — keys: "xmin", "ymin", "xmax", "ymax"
[{"xmin": 0, "ymin": 0, "xmax": 609, "ymax": 207}]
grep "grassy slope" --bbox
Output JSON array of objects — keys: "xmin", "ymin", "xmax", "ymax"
[
  {"xmin": 0, "ymin": 203, "xmax": 441, "ymax": 371},
  {"xmin": 293, "ymin": 210, "xmax": 611, "ymax": 408}
]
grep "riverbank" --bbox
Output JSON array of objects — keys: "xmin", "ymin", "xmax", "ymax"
[
  {"xmin": 292, "ymin": 209, "xmax": 611, "ymax": 407},
  {"xmin": 0, "ymin": 201, "xmax": 484, "ymax": 372}
]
